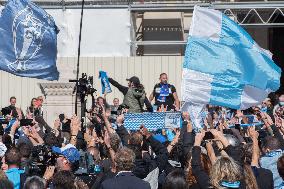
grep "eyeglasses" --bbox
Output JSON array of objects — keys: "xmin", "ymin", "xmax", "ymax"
[{"xmin": 57, "ymin": 155, "xmax": 65, "ymax": 159}]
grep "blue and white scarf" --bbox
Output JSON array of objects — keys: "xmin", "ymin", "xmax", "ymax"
[
  {"xmin": 157, "ymin": 83, "xmax": 169, "ymax": 103},
  {"xmin": 264, "ymin": 149, "xmax": 282, "ymax": 157},
  {"xmin": 99, "ymin": 71, "xmax": 112, "ymax": 94},
  {"xmin": 220, "ymin": 181, "xmax": 240, "ymax": 188}
]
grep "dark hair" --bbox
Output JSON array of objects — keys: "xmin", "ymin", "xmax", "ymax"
[
  {"xmin": 129, "ymin": 132, "xmax": 143, "ymax": 146},
  {"xmin": 5, "ymin": 147, "xmax": 21, "ymax": 166},
  {"xmin": 109, "ymin": 133, "xmax": 121, "ymax": 152},
  {"xmin": 160, "ymin": 73, "xmax": 167, "ymax": 78},
  {"xmin": 262, "ymin": 136, "xmax": 281, "ymax": 151},
  {"xmin": 18, "ymin": 143, "xmax": 32, "ymax": 159},
  {"xmin": 53, "ymin": 170, "xmax": 75, "ymax": 189},
  {"xmin": 115, "ymin": 147, "xmax": 135, "ymax": 172},
  {"xmin": 278, "ymin": 154, "xmax": 284, "ymax": 179},
  {"xmin": 2, "ymin": 134, "xmax": 13, "ymax": 150},
  {"xmin": 10, "ymin": 96, "xmax": 16, "ymax": 101},
  {"xmin": 163, "ymin": 169, "xmax": 188, "ymax": 189},
  {"xmin": 44, "ymin": 132, "xmax": 62, "ymax": 147},
  {"xmin": 0, "ymin": 179, "xmax": 14, "ymax": 189},
  {"xmin": 30, "ymin": 98, "xmax": 37, "ymax": 107},
  {"xmin": 242, "ymin": 143, "xmax": 253, "ymax": 164},
  {"xmin": 23, "ymin": 176, "xmax": 46, "ymax": 189},
  {"xmin": 97, "ymin": 96, "xmax": 104, "ymax": 101},
  {"xmin": 128, "ymin": 132, "xmax": 143, "ymax": 159}
]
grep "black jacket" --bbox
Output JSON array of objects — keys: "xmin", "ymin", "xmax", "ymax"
[
  {"xmin": 115, "ymin": 125, "xmax": 130, "ymax": 146},
  {"xmin": 191, "ymin": 146, "xmax": 210, "ymax": 189},
  {"xmin": 100, "ymin": 172, "xmax": 151, "ymax": 189},
  {"xmin": 132, "ymin": 135, "xmax": 168, "ymax": 179},
  {"xmin": 108, "ymin": 78, "xmax": 153, "ymax": 112},
  {"xmin": 252, "ymin": 166, "xmax": 274, "ymax": 189}
]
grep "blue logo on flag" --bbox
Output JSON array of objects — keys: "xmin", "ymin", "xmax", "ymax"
[{"xmin": 0, "ymin": 0, "xmax": 59, "ymax": 80}]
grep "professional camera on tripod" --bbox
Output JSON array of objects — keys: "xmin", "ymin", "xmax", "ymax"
[
  {"xmin": 70, "ymin": 73, "xmax": 97, "ymax": 130},
  {"xmin": 76, "ymin": 73, "xmax": 97, "ymax": 100}
]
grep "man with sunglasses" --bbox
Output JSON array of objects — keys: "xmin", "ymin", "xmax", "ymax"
[{"xmin": 43, "ymin": 144, "xmax": 81, "ymax": 184}]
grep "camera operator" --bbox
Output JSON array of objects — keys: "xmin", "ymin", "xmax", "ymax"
[
  {"xmin": 108, "ymin": 76, "xmax": 153, "ymax": 113},
  {"xmin": 43, "ymin": 144, "xmax": 85, "ymax": 186}
]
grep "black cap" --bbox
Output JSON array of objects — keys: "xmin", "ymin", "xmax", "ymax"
[{"xmin": 126, "ymin": 76, "xmax": 140, "ymax": 85}]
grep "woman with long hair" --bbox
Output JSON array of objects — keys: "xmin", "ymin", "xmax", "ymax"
[
  {"xmin": 210, "ymin": 156, "xmax": 244, "ymax": 189},
  {"xmin": 185, "ymin": 151, "xmax": 211, "ymax": 189},
  {"xmin": 26, "ymin": 97, "xmax": 37, "ymax": 116},
  {"xmin": 192, "ymin": 130, "xmax": 247, "ymax": 189},
  {"xmin": 241, "ymin": 127, "xmax": 273, "ymax": 189}
]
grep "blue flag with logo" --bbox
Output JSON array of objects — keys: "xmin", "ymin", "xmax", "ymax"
[
  {"xmin": 181, "ymin": 6, "xmax": 281, "ymax": 130},
  {"xmin": 0, "ymin": 0, "xmax": 59, "ymax": 80}
]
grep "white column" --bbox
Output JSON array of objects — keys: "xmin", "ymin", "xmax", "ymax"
[{"xmin": 38, "ymin": 83, "xmax": 76, "ymax": 127}]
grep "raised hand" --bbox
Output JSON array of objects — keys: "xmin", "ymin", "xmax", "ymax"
[
  {"xmin": 71, "ymin": 115, "xmax": 81, "ymax": 136},
  {"xmin": 172, "ymin": 130, "xmax": 180, "ymax": 145},
  {"xmin": 248, "ymin": 126, "xmax": 259, "ymax": 141},
  {"xmin": 194, "ymin": 130, "xmax": 205, "ymax": 146},
  {"xmin": 43, "ymin": 166, "xmax": 55, "ymax": 181}
]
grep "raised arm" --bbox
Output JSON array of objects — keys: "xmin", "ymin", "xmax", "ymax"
[
  {"xmin": 141, "ymin": 126, "xmax": 168, "ymax": 171},
  {"xmin": 192, "ymin": 131, "xmax": 210, "ymax": 189},
  {"xmin": 149, "ymin": 91, "xmax": 154, "ymax": 103},
  {"xmin": 108, "ymin": 78, "xmax": 128, "ymax": 95},
  {"xmin": 248, "ymin": 127, "xmax": 260, "ymax": 167}
]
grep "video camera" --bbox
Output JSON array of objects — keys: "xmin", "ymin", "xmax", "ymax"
[
  {"xmin": 27, "ymin": 145, "xmax": 57, "ymax": 176},
  {"xmin": 70, "ymin": 73, "xmax": 97, "ymax": 97},
  {"xmin": 0, "ymin": 107, "xmax": 12, "ymax": 124}
]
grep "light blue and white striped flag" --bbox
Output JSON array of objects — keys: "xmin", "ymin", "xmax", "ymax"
[{"xmin": 182, "ymin": 6, "xmax": 281, "ymax": 130}]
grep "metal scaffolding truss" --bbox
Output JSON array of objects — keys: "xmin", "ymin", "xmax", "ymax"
[
  {"xmin": 1, "ymin": 0, "xmax": 282, "ymax": 26},
  {"xmin": 127, "ymin": 2, "xmax": 284, "ymax": 26},
  {"xmin": 223, "ymin": 8, "xmax": 284, "ymax": 26},
  {"xmin": 1, "ymin": 0, "xmax": 283, "ymax": 50},
  {"xmin": 212, "ymin": 3, "xmax": 284, "ymax": 26}
]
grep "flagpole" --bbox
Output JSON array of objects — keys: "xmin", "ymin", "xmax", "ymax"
[{"xmin": 75, "ymin": 0, "xmax": 85, "ymax": 115}]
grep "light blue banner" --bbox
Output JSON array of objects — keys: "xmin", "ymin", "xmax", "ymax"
[{"xmin": 124, "ymin": 112, "xmax": 182, "ymax": 130}]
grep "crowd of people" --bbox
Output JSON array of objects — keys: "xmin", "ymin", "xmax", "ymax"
[{"xmin": 0, "ymin": 73, "xmax": 284, "ymax": 189}]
